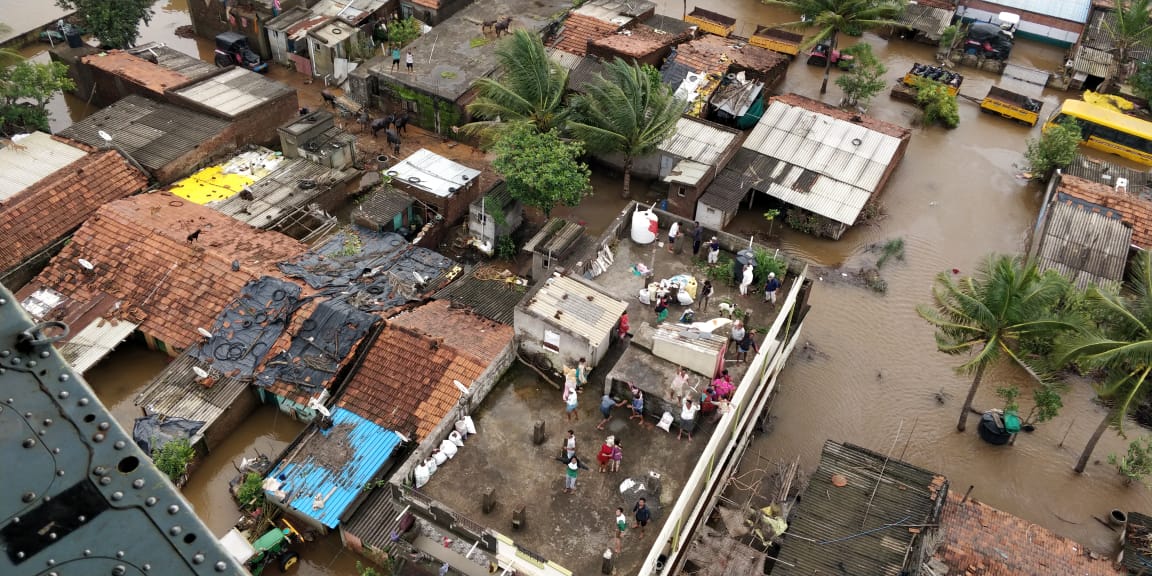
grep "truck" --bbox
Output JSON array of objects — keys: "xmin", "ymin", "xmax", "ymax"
[
  {"xmin": 980, "ymin": 85, "xmax": 1044, "ymax": 126},
  {"xmin": 220, "ymin": 523, "xmax": 303, "ymax": 576},
  {"xmin": 902, "ymin": 63, "xmax": 963, "ymax": 96},
  {"xmin": 684, "ymin": 7, "xmax": 736, "ymax": 37},
  {"xmin": 750, "ymin": 26, "xmax": 803, "ymax": 57},
  {"xmin": 807, "ymin": 43, "xmax": 854, "ymax": 69},
  {"xmin": 214, "ymin": 31, "xmax": 268, "ymax": 73}
]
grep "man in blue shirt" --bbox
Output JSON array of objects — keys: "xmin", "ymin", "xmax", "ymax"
[{"xmin": 763, "ymin": 272, "xmax": 781, "ymax": 307}]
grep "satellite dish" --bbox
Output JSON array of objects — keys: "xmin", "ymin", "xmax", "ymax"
[
  {"xmin": 98, "ymin": 130, "xmax": 112, "ymax": 143},
  {"xmin": 77, "ymin": 258, "xmax": 94, "ymax": 270},
  {"xmin": 192, "ymin": 366, "xmax": 209, "ymax": 379},
  {"xmin": 453, "ymin": 379, "xmax": 470, "ymax": 396},
  {"xmin": 197, "ymin": 327, "xmax": 213, "ymax": 339}
]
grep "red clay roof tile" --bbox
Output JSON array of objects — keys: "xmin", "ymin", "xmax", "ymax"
[
  {"xmin": 934, "ymin": 492, "xmax": 1122, "ymax": 576},
  {"xmin": 82, "ymin": 51, "xmax": 192, "ymax": 95},
  {"xmin": 1059, "ymin": 174, "xmax": 1152, "ymax": 249},
  {"xmin": 556, "ymin": 13, "xmax": 622, "ymax": 56},
  {"xmin": 0, "ymin": 148, "xmax": 148, "ymax": 274},
  {"xmin": 17, "ymin": 192, "xmax": 308, "ymax": 349},
  {"xmin": 672, "ymin": 33, "xmax": 789, "ymax": 78},
  {"xmin": 590, "ymin": 24, "xmax": 690, "ymax": 59}
]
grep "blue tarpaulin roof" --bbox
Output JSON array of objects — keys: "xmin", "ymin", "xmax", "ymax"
[{"xmin": 265, "ymin": 408, "xmax": 402, "ymax": 529}]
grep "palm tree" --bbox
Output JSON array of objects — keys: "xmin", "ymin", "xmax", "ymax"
[
  {"xmin": 1102, "ymin": 0, "xmax": 1152, "ymax": 90},
  {"xmin": 917, "ymin": 255, "xmax": 1073, "ymax": 432},
  {"xmin": 567, "ymin": 58, "xmax": 684, "ymax": 198},
  {"xmin": 461, "ymin": 29, "xmax": 569, "ymax": 138},
  {"xmin": 0, "ymin": 23, "xmax": 23, "ymax": 67},
  {"xmin": 763, "ymin": 0, "xmax": 906, "ymax": 94},
  {"xmin": 1059, "ymin": 251, "xmax": 1152, "ymax": 473}
]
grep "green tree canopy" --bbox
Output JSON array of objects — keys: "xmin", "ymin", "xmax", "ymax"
[
  {"xmin": 1059, "ymin": 251, "xmax": 1152, "ymax": 472},
  {"xmin": 1024, "ymin": 117, "xmax": 1082, "ymax": 179},
  {"xmin": 1103, "ymin": 0, "xmax": 1152, "ymax": 90},
  {"xmin": 387, "ymin": 16, "xmax": 422, "ymax": 48},
  {"xmin": 763, "ymin": 0, "xmax": 906, "ymax": 93},
  {"xmin": 0, "ymin": 60, "xmax": 75, "ymax": 134},
  {"xmin": 462, "ymin": 29, "xmax": 569, "ymax": 139},
  {"xmin": 568, "ymin": 58, "xmax": 684, "ymax": 198},
  {"xmin": 913, "ymin": 78, "xmax": 959, "ymax": 128},
  {"xmin": 918, "ymin": 255, "xmax": 1074, "ymax": 432},
  {"xmin": 835, "ymin": 42, "xmax": 887, "ymax": 108},
  {"xmin": 55, "ymin": 0, "xmax": 154, "ymax": 49},
  {"xmin": 490, "ymin": 124, "xmax": 590, "ymax": 218}
]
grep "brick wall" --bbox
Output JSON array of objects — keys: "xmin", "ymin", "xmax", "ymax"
[
  {"xmin": 149, "ymin": 122, "xmax": 239, "ymax": 185},
  {"xmin": 167, "ymin": 88, "xmax": 299, "ymax": 149}
]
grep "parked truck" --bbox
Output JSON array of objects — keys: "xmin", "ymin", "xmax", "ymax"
[
  {"xmin": 980, "ymin": 85, "xmax": 1044, "ymax": 126},
  {"xmin": 902, "ymin": 62, "xmax": 963, "ymax": 96},
  {"xmin": 684, "ymin": 7, "xmax": 736, "ymax": 37},
  {"xmin": 750, "ymin": 26, "xmax": 803, "ymax": 57}
]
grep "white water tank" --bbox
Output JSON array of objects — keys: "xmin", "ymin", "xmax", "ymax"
[{"xmin": 631, "ymin": 209, "xmax": 659, "ymax": 244}]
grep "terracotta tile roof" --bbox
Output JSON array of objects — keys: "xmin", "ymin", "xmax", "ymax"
[
  {"xmin": 82, "ymin": 51, "xmax": 192, "ymax": 94},
  {"xmin": 934, "ymin": 492, "xmax": 1123, "ymax": 576},
  {"xmin": 556, "ymin": 13, "xmax": 621, "ymax": 56},
  {"xmin": 1059, "ymin": 174, "xmax": 1152, "ymax": 249},
  {"xmin": 389, "ymin": 299, "xmax": 513, "ymax": 360},
  {"xmin": 771, "ymin": 93, "xmax": 913, "ymax": 141},
  {"xmin": 0, "ymin": 148, "xmax": 148, "ymax": 274},
  {"xmin": 18, "ymin": 192, "xmax": 308, "ymax": 349},
  {"xmin": 672, "ymin": 33, "xmax": 789, "ymax": 77},
  {"xmin": 590, "ymin": 24, "xmax": 690, "ymax": 58},
  {"xmin": 337, "ymin": 323, "xmax": 491, "ymax": 441}
]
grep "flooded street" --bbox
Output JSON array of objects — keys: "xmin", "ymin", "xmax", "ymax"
[{"xmin": 23, "ymin": 0, "xmax": 1152, "ymax": 571}]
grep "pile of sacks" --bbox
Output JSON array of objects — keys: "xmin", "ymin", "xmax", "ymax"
[{"xmin": 414, "ymin": 416, "xmax": 478, "ymax": 488}]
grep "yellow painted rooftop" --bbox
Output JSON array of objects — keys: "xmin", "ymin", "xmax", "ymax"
[{"xmin": 169, "ymin": 148, "xmax": 284, "ymax": 204}]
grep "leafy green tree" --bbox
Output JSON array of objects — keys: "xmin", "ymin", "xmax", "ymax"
[
  {"xmin": 151, "ymin": 438, "xmax": 195, "ymax": 483},
  {"xmin": 1131, "ymin": 59, "xmax": 1152, "ymax": 102},
  {"xmin": 387, "ymin": 16, "xmax": 422, "ymax": 48},
  {"xmin": 1101, "ymin": 0, "xmax": 1152, "ymax": 91},
  {"xmin": 1024, "ymin": 117, "xmax": 1082, "ymax": 179},
  {"xmin": 912, "ymin": 77, "xmax": 959, "ymax": 128},
  {"xmin": 763, "ymin": 0, "xmax": 906, "ymax": 94},
  {"xmin": 1110, "ymin": 436, "xmax": 1152, "ymax": 486},
  {"xmin": 918, "ymin": 255, "xmax": 1073, "ymax": 432},
  {"xmin": 491, "ymin": 123, "xmax": 590, "ymax": 218},
  {"xmin": 0, "ymin": 60, "xmax": 74, "ymax": 133},
  {"xmin": 835, "ymin": 42, "xmax": 887, "ymax": 108},
  {"xmin": 462, "ymin": 30, "xmax": 569, "ymax": 138},
  {"xmin": 568, "ymin": 58, "xmax": 684, "ymax": 198},
  {"xmin": 1059, "ymin": 251, "xmax": 1152, "ymax": 473},
  {"xmin": 55, "ymin": 0, "xmax": 154, "ymax": 49}
]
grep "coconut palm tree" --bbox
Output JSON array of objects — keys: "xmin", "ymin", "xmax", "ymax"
[
  {"xmin": 567, "ymin": 58, "xmax": 684, "ymax": 198},
  {"xmin": 917, "ymin": 255, "xmax": 1073, "ymax": 432},
  {"xmin": 1102, "ymin": 0, "xmax": 1152, "ymax": 90},
  {"xmin": 1059, "ymin": 251, "xmax": 1152, "ymax": 473},
  {"xmin": 461, "ymin": 29, "xmax": 569, "ymax": 138},
  {"xmin": 763, "ymin": 0, "xmax": 906, "ymax": 94}
]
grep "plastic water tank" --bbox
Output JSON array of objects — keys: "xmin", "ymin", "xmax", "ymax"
[{"xmin": 631, "ymin": 209, "xmax": 658, "ymax": 244}]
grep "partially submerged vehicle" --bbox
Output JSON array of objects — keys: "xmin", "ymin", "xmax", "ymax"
[
  {"xmin": 980, "ymin": 85, "xmax": 1044, "ymax": 126},
  {"xmin": 214, "ymin": 31, "xmax": 268, "ymax": 73},
  {"xmin": 750, "ymin": 26, "xmax": 803, "ymax": 57},
  {"xmin": 806, "ymin": 43, "xmax": 854, "ymax": 69},
  {"xmin": 220, "ymin": 522, "xmax": 303, "ymax": 576}
]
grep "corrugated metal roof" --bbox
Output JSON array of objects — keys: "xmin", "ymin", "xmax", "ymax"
[
  {"xmin": 740, "ymin": 100, "xmax": 901, "ymax": 225},
  {"xmin": 1065, "ymin": 154, "xmax": 1151, "ymax": 195},
  {"xmin": 568, "ymin": 56, "xmax": 606, "ymax": 94},
  {"xmin": 549, "ymin": 50, "xmax": 584, "ymax": 70},
  {"xmin": 433, "ymin": 269, "xmax": 525, "ymax": 324},
  {"xmin": 58, "ymin": 95, "xmax": 231, "ymax": 172},
  {"xmin": 659, "ymin": 116, "xmax": 740, "ymax": 166},
  {"xmin": 524, "ymin": 275, "xmax": 627, "ymax": 342},
  {"xmin": 340, "ymin": 485, "xmax": 406, "ymax": 551},
  {"xmin": 699, "ymin": 149, "xmax": 774, "ymax": 213},
  {"xmin": 57, "ymin": 318, "xmax": 140, "ymax": 373},
  {"xmin": 1071, "ymin": 44, "xmax": 1115, "ymax": 79},
  {"xmin": 1038, "ymin": 195, "xmax": 1132, "ymax": 290},
  {"xmin": 652, "ymin": 323, "xmax": 725, "ymax": 354},
  {"xmin": 265, "ymin": 408, "xmax": 402, "ymax": 529},
  {"xmin": 0, "ymin": 133, "xmax": 87, "ymax": 202},
  {"xmin": 664, "ymin": 159, "xmax": 710, "ymax": 186},
  {"xmin": 774, "ymin": 441, "xmax": 948, "ymax": 576},
  {"xmin": 210, "ymin": 158, "xmax": 355, "ymax": 228},
  {"xmin": 387, "ymin": 148, "xmax": 481, "ymax": 198},
  {"xmin": 130, "ymin": 43, "xmax": 218, "ymax": 82},
  {"xmin": 311, "ymin": 19, "xmax": 356, "ymax": 46},
  {"xmin": 133, "ymin": 351, "xmax": 250, "ymax": 442},
  {"xmin": 895, "ymin": 2, "xmax": 955, "ymax": 38},
  {"xmin": 523, "ymin": 218, "xmax": 585, "ymax": 255},
  {"xmin": 971, "ymin": 0, "xmax": 1090, "ymax": 23},
  {"xmin": 173, "ymin": 68, "xmax": 296, "ymax": 118}
]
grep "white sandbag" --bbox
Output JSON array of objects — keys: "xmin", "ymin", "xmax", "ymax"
[
  {"xmin": 440, "ymin": 439, "xmax": 459, "ymax": 458},
  {"xmin": 454, "ymin": 419, "xmax": 469, "ymax": 438},
  {"xmin": 414, "ymin": 462, "xmax": 431, "ymax": 488},
  {"xmin": 677, "ymin": 291, "xmax": 694, "ymax": 306},
  {"xmin": 428, "ymin": 455, "xmax": 441, "ymax": 473},
  {"xmin": 464, "ymin": 415, "xmax": 477, "ymax": 435},
  {"xmin": 656, "ymin": 412, "xmax": 674, "ymax": 432},
  {"xmin": 449, "ymin": 430, "xmax": 465, "ymax": 447},
  {"xmin": 638, "ymin": 289, "xmax": 651, "ymax": 305}
]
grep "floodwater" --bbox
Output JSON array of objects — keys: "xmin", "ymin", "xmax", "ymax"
[{"xmin": 42, "ymin": 0, "xmax": 1152, "ymax": 572}]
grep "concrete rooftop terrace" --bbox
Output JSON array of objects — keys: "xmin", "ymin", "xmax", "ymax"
[{"xmin": 417, "ymin": 360, "xmax": 709, "ymax": 575}]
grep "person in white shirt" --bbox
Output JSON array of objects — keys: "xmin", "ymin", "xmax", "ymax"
[
  {"xmin": 669, "ymin": 366, "xmax": 689, "ymax": 402},
  {"xmin": 667, "ymin": 221, "xmax": 680, "ymax": 253},
  {"xmin": 679, "ymin": 398, "xmax": 699, "ymax": 441},
  {"xmin": 739, "ymin": 263, "xmax": 754, "ymax": 296}
]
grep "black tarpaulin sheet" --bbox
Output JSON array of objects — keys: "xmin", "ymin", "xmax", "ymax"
[
  {"xmin": 254, "ymin": 299, "xmax": 378, "ymax": 394},
  {"xmin": 133, "ymin": 415, "xmax": 205, "ymax": 454},
  {"xmin": 195, "ymin": 276, "xmax": 302, "ymax": 377}
]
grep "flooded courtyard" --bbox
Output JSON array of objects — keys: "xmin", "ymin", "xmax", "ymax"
[{"xmin": 17, "ymin": 0, "xmax": 1152, "ymax": 571}]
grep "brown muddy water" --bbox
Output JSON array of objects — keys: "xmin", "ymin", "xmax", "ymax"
[{"xmin": 39, "ymin": 0, "xmax": 1152, "ymax": 571}]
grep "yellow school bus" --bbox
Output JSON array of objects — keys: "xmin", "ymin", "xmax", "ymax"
[{"xmin": 1044, "ymin": 99, "xmax": 1152, "ymax": 166}]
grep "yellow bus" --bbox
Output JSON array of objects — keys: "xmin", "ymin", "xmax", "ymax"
[{"xmin": 1044, "ymin": 99, "xmax": 1152, "ymax": 166}]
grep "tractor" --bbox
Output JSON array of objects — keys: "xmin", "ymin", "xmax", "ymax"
[
  {"xmin": 214, "ymin": 32, "xmax": 268, "ymax": 73},
  {"xmin": 220, "ymin": 521, "xmax": 302, "ymax": 575}
]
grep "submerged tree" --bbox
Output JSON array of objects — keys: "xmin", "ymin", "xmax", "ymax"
[
  {"xmin": 568, "ymin": 58, "xmax": 684, "ymax": 198},
  {"xmin": 835, "ymin": 42, "xmax": 887, "ymax": 108},
  {"xmin": 763, "ymin": 0, "xmax": 905, "ymax": 94},
  {"xmin": 490, "ymin": 123, "xmax": 590, "ymax": 218},
  {"xmin": 462, "ymin": 29, "xmax": 569, "ymax": 139},
  {"xmin": 56, "ymin": 0, "xmax": 154, "ymax": 48},
  {"xmin": 0, "ymin": 60, "xmax": 75, "ymax": 134},
  {"xmin": 1024, "ymin": 117, "xmax": 1082, "ymax": 180},
  {"xmin": 918, "ymin": 255, "xmax": 1073, "ymax": 432},
  {"xmin": 1059, "ymin": 251, "xmax": 1152, "ymax": 473}
]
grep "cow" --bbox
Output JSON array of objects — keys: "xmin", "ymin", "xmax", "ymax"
[
  {"xmin": 370, "ymin": 115, "xmax": 395, "ymax": 137},
  {"xmin": 394, "ymin": 113, "xmax": 410, "ymax": 135},
  {"xmin": 385, "ymin": 128, "xmax": 401, "ymax": 155}
]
